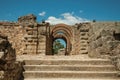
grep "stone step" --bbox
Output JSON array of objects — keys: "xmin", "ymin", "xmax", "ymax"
[
  {"xmin": 24, "ymin": 78, "xmax": 120, "ymax": 80},
  {"xmin": 37, "ymin": 50, "xmax": 45, "ymax": 53},
  {"xmin": 24, "ymin": 59, "xmax": 112, "ymax": 65},
  {"xmin": 24, "ymin": 71, "xmax": 118, "ymax": 78},
  {"xmin": 24, "ymin": 65, "xmax": 116, "ymax": 71}
]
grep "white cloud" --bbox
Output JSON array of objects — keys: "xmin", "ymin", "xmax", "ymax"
[
  {"xmin": 46, "ymin": 12, "xmax": 89, "ymax": 25},
  {"xmin": 39, "ymin": 11, "xmax": 46, "ymax": 16}
]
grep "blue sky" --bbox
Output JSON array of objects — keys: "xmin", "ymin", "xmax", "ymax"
[{"xmin": 0, "ymin": 0, "xmax": 120, "ymax": 24}]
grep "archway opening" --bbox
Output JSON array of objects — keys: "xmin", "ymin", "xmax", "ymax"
[
  {"xmin": 52, "ymin": 38, "xmax": 67, "ymax": 55},
  {"xmin": 45, "ymin": 24, "xmax": 73, "ymax": 55}
]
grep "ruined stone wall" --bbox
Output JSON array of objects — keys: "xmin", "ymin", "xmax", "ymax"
[
  {"xmin": 88, "ymin": 22, "xmax": 120, "ymax": 58},
  {"xmin": 72, "ymin": 25, "xmax": 80, "ymax": 55},
  {"xmin": 23, "ymin": 23, "xmax": 46, "ymax": 55},
  {"xmin": 18, "ymin": 14, "xmax": 47, "ymax": 55},
  {"xmin": 0, "ymin": 34, "xmax": 24, "ymax": 80},
  {"xmin": 73, "ymin": 23, "xmax": 90, "ymax": 55},
  {"xmin": 0, "ymin": 22, "xmax": 26, "ymax": 55},
  {"xmin": 0, "ymin": 14, "xmax": 47, "ymax": 55},
  {"xmin": 0, "ymin": 14, "xmax": 120, "ymax": 57},
  {"xmin": 37, "ymin": 23, "xmax": 46, "ymax": 54}
]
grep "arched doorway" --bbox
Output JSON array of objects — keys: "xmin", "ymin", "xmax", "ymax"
[
  {"xmin": 45, "ymin": 24, "xmax": 73, "ymax": 55},
  {"xmin": 52, "ymin": 38, "xmax": 66, "ymax": 55}
]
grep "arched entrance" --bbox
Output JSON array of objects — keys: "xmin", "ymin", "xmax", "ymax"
[
  {"xmin": 52, "ymin": 38, "xmax": 67, "ymax": 55},
  {"xmin": 45, "ymin": 24, "xmax": 73, "ymax": 55}
]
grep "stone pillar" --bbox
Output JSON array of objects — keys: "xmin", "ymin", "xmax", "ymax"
[
  {"xmin": 45, "ymin": 23, "xmax": 53, "ymax": 55},
  {"xmin": 24, "ymin": 26, "xmax": 38, "ymax": 54}
]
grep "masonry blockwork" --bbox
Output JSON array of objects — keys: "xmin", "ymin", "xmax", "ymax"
[{"xmin": 0, "ymin": 14, "xmax": 120, "ymax": 57}]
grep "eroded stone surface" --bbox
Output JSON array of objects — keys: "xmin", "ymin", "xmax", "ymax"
[{"xmin": 0, "ymin": 34, "xmax": 24, "ymax": 80}]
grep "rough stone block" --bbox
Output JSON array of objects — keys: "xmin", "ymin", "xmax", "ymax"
[
  {"xmin": 107, "ymin": 41, "xmax": 120, "ymax": 50},
  {"xmin": 88, "ymin": 49, "xmax": 101, "ymax": 58},
  {"xmin": 100, "ymin": 29, "xmax": 113, "ymax": 37},
  {"xmin": 0, "ymin": 52, "xmax": 4, "ymax": 58}
]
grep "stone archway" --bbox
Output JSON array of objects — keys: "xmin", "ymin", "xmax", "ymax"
[{"xmin": 45, "ymin": 24, "xmax": 73, "ymax": 55}]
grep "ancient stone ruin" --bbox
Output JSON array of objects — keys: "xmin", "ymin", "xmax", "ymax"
[
  {"xmin": 0, "ymin": 34, "xmax": 24, "ymax": 80},
  {"xmin": 0, "ymin": 14, "xmax": 120, "ymax": 79}
]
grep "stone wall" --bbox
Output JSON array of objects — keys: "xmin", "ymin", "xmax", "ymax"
[
  {"xmin": 73, "ymin": 23, "xmax": 90, "ymax": 55},
  {"xmin": 24, "ymin": 23, "xmax": 46, "ymax": 55},
  {"xmin": 0, "ymin": 34, "xmax": 24, "ymax": 80},
  {"xmin": 88, "ymin": 22, "xmax": 120, "ymax": 58},
  {"xmin": 0, "ymin": 14, "xmax": 46, "ymax": 55},
  {"xmin": 0, "ymin": 22, "xmax": 26, "ymax": 55},
  {"xmin": 0, "ymin": 14, "xmax": 120, "ymax": 57}
]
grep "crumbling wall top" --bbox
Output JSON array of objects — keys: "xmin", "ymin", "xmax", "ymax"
[{"xmin": 18, "ymin": 14, "xmax": 36, "ymax": 26}]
